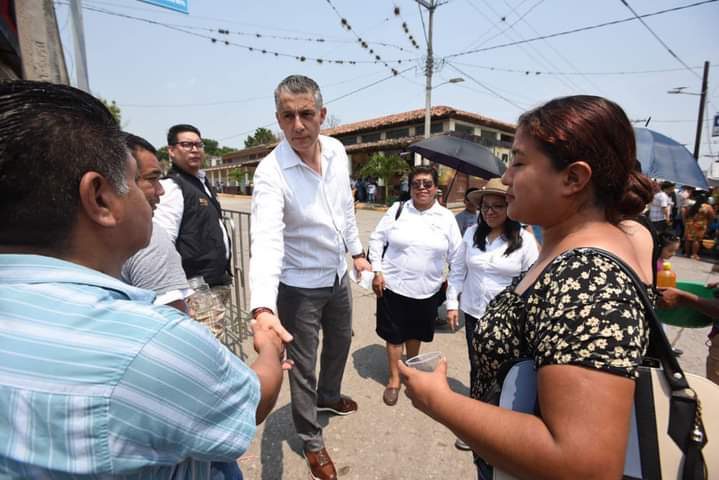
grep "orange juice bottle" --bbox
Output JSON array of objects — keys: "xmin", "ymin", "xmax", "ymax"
[{"xmin": 657, "ymin": 261, "xmax": 677, "ymax": 288}]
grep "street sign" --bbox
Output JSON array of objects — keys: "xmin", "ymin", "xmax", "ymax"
[
  {"xmin": 713, "ymin": 113, "xmax": 719, "ymax": 137},
  {"xmin": 138, "ymin": 0, "xmax": 188, "ymax": 14}
]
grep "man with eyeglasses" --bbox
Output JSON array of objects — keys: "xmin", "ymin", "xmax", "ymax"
[
  {"xmin": 121, "ymin": 132, "xmax": 192, "ymax": 312},
  {"xmin": 250, "ymin": 75, "xmax": 371, "ymax": 480},
  {"xmin": 154, "ymin": 124, "xmax": 233, "ymax": 292}
]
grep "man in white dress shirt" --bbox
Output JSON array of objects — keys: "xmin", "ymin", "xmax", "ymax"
[{"xmin": 250, "ymin": 75, "xmax": 371, "ymax": 480}]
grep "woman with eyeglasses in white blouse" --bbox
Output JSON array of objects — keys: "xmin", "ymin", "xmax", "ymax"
[{"xmin": 445, "ymin": 177, "xmax": 539, "ymax": 450}]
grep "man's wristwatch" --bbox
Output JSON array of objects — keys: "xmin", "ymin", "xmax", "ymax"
[
  {"xmin": 251, "ymin": 307, "xmax": 274, "ymax": 319},
  {"xmin": 352, "ymin": 252, "xmax": 366, "ymax": 259}
]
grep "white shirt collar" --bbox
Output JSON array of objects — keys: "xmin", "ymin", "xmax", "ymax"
[
  {"xmin": 406, "ymin": 199, "xmax": 441, "ymax": 214},
  {"xmin": 278, "ymin": 135, "xmax": 337, "ymax": 171}
]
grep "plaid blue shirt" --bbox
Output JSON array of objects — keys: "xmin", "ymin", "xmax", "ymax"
[{"xmin": 0, "ymin": 255, "xmax": 259, "ymax": 479}]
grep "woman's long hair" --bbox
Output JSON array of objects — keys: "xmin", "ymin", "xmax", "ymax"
[{"xmin": 473, "ymin": 212, "xmax": 523, "ymax": 256}]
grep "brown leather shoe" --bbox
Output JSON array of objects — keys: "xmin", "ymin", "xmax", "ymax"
[
  {"xmin": 382, "ymin": 386, "xmax": 399, "ymax": 406},
  {"xmin": 304, "ymin": 447, "xmax": 337, "ymax": 480},
  {"xmin": 317, "ymin": 396, "xmax": 357, "ymax": 416}
]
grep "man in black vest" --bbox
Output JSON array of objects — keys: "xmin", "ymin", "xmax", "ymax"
[{"xmin": 154, "ymin": 124, "xmax": 232, "ymax": 289}]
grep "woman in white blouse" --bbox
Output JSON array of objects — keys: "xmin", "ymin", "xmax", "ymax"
[
  {"xmin": 368, "ymin": 166, "xmax": 463, "ymax": 407},
  {"xmin": 446, "ymin": 178, "xmax": 539, "ymax": 448}
]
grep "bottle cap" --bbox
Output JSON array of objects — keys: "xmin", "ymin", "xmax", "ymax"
[{"xmin": 663, "ymin": 261, "xmax": 672, "ymax": 270}]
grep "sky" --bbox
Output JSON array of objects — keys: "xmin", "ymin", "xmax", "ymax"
[{"xmin": 54, "ymin": 0, "xmax": 719, "ymax": 170}]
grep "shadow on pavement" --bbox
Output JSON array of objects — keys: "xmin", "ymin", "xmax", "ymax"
[
  {"xmin": 259, "ymin": 402, "xmax": 332, "ymax": 479},
  {"xmin": 351, "ymin": 343, "xmax": 388, "ymax": 386}
]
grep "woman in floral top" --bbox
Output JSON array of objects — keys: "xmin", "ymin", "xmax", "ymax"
[{"xmin": 398, "ymin": 95, "xmax": 656, "ymax": 479}]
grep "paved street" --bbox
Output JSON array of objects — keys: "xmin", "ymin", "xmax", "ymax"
[{"xmin": 220, "ymin": 195, "xmax": 715, "ymax": 480}]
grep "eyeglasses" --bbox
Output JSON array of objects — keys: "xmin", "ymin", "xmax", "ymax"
[
  {"xmin": 411, "ymin": 179, "xmax": 435, "ymax": 189},
  {"xmin": 174, "ymin": 141, "xmax": 205, "ymax": 151},
  {"xmin": 480, "ymin": 203, "xmax": 507, "ymax": 213}
]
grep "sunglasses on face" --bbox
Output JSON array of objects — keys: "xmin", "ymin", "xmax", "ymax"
[
  {"xmin": 480, "ymin": 203, "xmax": 507, "ymax": 213},
  {"xmin": 411, "ymin": 179, "xmax": 435, "ymax": 189}
]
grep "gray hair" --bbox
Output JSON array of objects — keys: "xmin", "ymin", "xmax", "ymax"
[{"xmin": 274, "ymin": 75, "xmax": 323, "ymax": 110}]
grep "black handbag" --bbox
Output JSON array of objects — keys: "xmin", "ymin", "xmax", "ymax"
[{"xmin": 490, "ymin": 248, "xmax": 716, "ymax": 480}]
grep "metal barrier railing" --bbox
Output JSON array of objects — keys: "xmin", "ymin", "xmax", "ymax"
[{"xmin": 220, "ymin": 208, "xmax": 251, "ymax": 359}]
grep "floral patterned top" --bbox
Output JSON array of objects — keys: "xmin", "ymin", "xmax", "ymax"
[{"xmin": 470, "ymin": 248, "xmax": 650, "ymax": 400}]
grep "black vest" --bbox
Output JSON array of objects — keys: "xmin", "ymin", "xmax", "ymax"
[{"xmin": 166, "ymin": 165, "xmax": 231, "ymax": 286}]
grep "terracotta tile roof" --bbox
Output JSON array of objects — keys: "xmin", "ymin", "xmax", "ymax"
[
  {"xmin": 343, "ymin": 135, "xmax": 423, "ymax": 154},
  {"xmin": 321, "ymin": 105, "xmax": 516, "ymax": 137}
]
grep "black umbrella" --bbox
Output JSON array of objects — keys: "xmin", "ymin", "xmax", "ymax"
[{"xmin": 408, "ymin": 133, "xmax": 506, "ymax": 179}]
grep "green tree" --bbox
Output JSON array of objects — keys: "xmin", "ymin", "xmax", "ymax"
[
  {"xmin": 244, "ymin": 127, "xmax": 277, "ymax": 148},
  {"xmin": 100, "ymin": 98, "xmax": 122, "ymax": 125},
  {"xmin": 203, "ymin": 138, "xmax": 237, "ymax": 157},
  {"xmin": 229, "ymin": 168, "xmax": 244, "ymax": 185},
  {"xmin": 157, "ymin": 146, "xmax": 169, "ymax": 162},
  {"xmin": 359, "ymin": 153, "xmax": 411, "ymax": 204}
]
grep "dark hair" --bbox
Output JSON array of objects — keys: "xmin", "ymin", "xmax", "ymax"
[
  {"xmin": 409, "ymin": 166, "xmax": 438, "ymax": 186},
  {"xmin": 124, "ymin": 132, "xmax": 157, "ymax": 156},
  {"xmin": 657, "ymin": 231, "xmax": 679, "ymax": 251},
  {"xmin": 517, "ymin": 95, "xmax": 654, "ymax": 224},
  {"xmin": 687, "ymin": 193, "xmax": 709, "ymax": 219},
  {"xmin": 0, "ymin": 81, "xmax": 126, "ymax": 249},
  {"xmin": 660, "ymin": 181, "xmax": 675, "ymax": 191},
  {"xmin": 464, "ymin": 187, "xmax": 479, "ymax": 200},
  {"xmin": 167, "ymin": 124, "xmax": 201, "ymax": 145},
  {"xmin": 473, "ymin": 211, "xmax": 523, "ymax": 255}
]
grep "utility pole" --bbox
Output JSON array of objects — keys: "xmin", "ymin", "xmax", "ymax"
[
  {"xmin": 15, "ymin": 0, "xmax": 69, "ymax": 83},
  {"xmin": 414, "ymin": 0, "xmax": 446, "ymax": 165},
  {"xmin": 694, "ymin": 61, "xmax": 710, "ymax": 160},
  {"xmin": 668, "ymin": 61, "xmax": 711, "ymax": 161},
  {"xmin": 422, "ymin": 0, "xmax": 435, "ymax": 141},
  {"xmin": 69, "ymin": 0, "xmax": 90, "ymax": 91}
]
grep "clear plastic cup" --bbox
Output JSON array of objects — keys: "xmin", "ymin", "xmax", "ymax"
[
  {"xmin": 358, "ymin": 270, "xmax": 374, "ymax": 290},
  {"xmin": 405, "ymin": 351, "xmax": 442, "ymax": 372}
]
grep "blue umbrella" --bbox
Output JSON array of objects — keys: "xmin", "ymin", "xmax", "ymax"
[{"xmin": 634, "ymin": 127, "xmax": 708, "ymax": 189}]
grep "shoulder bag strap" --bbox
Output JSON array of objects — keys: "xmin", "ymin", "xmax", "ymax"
[
  {"xmin": 588, "ymin": 248, "xmax": 707, "ymax": 480},
  {"xmin": 381, "ymin": 201, "xmax": 405, "ymax": 259}
]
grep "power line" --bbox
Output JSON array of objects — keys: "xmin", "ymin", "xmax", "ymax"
[
  {"xmin": 416, "ymin": 1, "xmax": 429, "ymax": 46},
  {"xmin": 322, "ymin": 0, "xmax": 401, "ymax": 75},
  {"xmin": 619, "ymin": 0, "xmax": 701, "ymax": 80},
  {"xmin": 501, "ymin": 0, "xmax": 606, "ymax": 95},
  {"xmin": 457, "ymin": 0, "xmax": 529, "ymax": 52},
  {"xmin": 119, "ymin": 69, "xmax": 390, "ymax": 108},
  {"xmin": 447, "ymin": 62, "xmax": 526, "ymax": 110},
  {"xmin": 464, "ymin": 0, "xmax": 541, "ymax": 52},
  {"xmin": 218, "ymin": 66, "xmax": 414, "ymax": 141},
  {"xmin": 450, "ymin": 61, "xmax": 717, "ymax": 76},
  {"xmin": 76, "ymin": 0, "xmax": 349, "ymax": 38},
  {"xmin": 469, "ymin": 0, "xmax": 583, "ymax": 93},
  {"xmin": 59, "ymin": 2, "xmax": 416, "ymax": 66},
  {"xmin": 392, "ymin": 5, "xmax": 421, "ymax": 49},
  {"xmin": 326, "ymin": 66, "xmax": 415, "ymax": 104},
  {"xmin": 444, "ymin": 0, "xmax": 718, "ymax": 60}
]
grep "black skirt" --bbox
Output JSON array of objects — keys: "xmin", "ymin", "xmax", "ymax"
[{"xmin": 376, "ymin": 288, "xmax": 441, "ymax": 344}]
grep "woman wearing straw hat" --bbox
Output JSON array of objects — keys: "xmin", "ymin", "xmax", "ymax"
[{"xmin": 446, "ymin": 177, "xmax": 539, "ymax": 450}]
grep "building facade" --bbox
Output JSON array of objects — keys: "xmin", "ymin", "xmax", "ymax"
[{"xmin": 205, "ymin": 105, "xmax": 516, "ymax": 201}]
